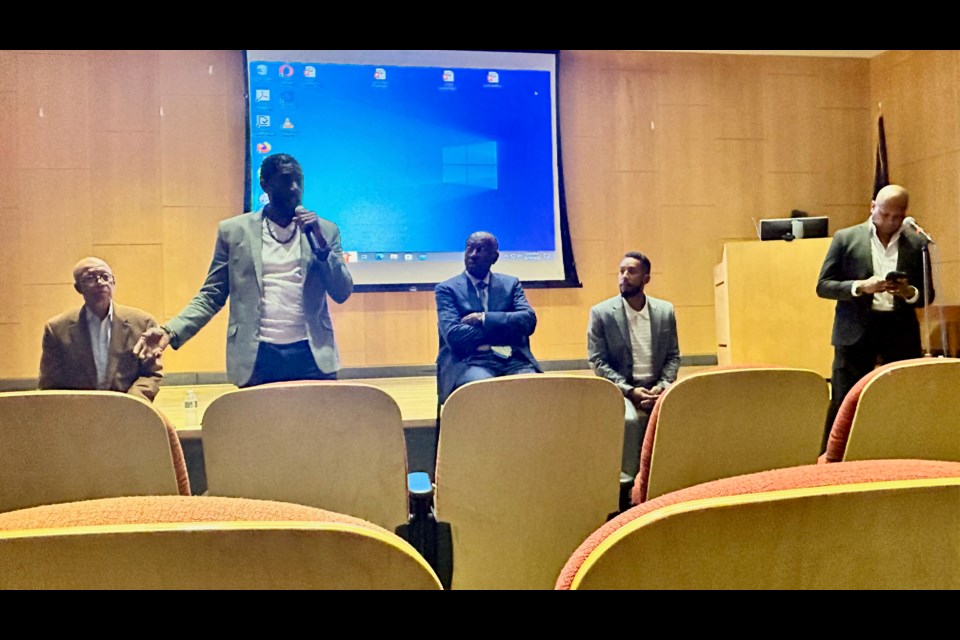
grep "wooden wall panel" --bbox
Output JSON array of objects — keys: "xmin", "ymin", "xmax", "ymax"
[
  {"xmin": 601, "ymin": 70, "xmax": 657, "ymax": 172},
  {"xmin": 713, "ymin": 56, "xmax": 764, "ymax": 140},
  {"xmin": 608, "ymin": 172, "xmax": 661, "ymax": 269},
  {"xmin": 762, "ymin": 72, "xmax": 821, "ymax": 174},
  {"xmin": 158, "ymin": 50, "xmax": 235, "ymax": 97},
  {"xmin": 657, "ymin": 105, "xmax": 716, "ymax": 206},
  {"xmin": 15, "ymin": 52, "xmax": 89, "ymax": 170},
  {"xmin": 820, "ymin": 59, "xmax": 871, "ymax": 109},
  {"xmin": 17, "ymin": 169, "xmax": 92, "ymax": 285},
  {"xmin": 159, "ymin": 94, "xmax": 240, "ymax": 208},
  {"xmin": 91, "ymin": 131, "xmax": 162, "ymax": 245},
  {"xmin": 160, "ymin": 206, "xmax": 232, "ymax": 318},
  {"xmin": 0, "ymin": 324, "xmax": 25, "ymax": 378},
  {"xmin": 0, "ymin": 50, "xmax": 15, "ymax": 92},
  {"xmin": 91, "ymin": 50, "xmax": 159, "ymax": 132},
  {"xmin": 0, "ymin": 92, "xmax": 16, "ymax": 204},
  {"xmin": 655, "ymin": 205, "xmax": 723, "ymax": 307},
  {"xmin": 823, "ymin": 108, "xmax": 873, "ymax": 205},
  {"xmin": 0, "ymin": 210, "xmax": 20, "ymax": 323}
]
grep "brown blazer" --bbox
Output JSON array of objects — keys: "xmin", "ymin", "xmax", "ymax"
[{"xmin": 39, "ymin": 304, "xmax": 163, "ymax": 402}]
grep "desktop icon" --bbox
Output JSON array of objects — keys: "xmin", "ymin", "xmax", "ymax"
[
  {"xmin": 374, "ymin": 67, "xmax": 387, "ymax": 81},
  {"xmin": 256, "ymin": 141, "xmax": 272, "ymax": 154},
  {"xmin": 280, "ymin": 90, "xmax": 295, "ymax": 104},
  {"xmin": 255, "ymin": 89, "xmax": 270, "ymax": 102},
  {"xmin": 304, "ymin": 65, "xmax": 316, "ymax": 78},
  {"xmin": 487, "ymin": 71, "xmax": 499, "ymax": 84},
  {"xmin": 442, "ymin": 69, "xmax": 455, "ymax": 82},
  {"xmin": 255, "ymin": 64, "xmax": 268, "ymax": 76},
  {"xmin": 278, "ymin": 64, "xmax": 294, "ymax": 78},
  {"xmin": 256, "ymin": 115, "xmax": 271, "ymax": 128},
  {"xmin": 282, "ymin": 117, "xmax": 294, "ymax": 129}
]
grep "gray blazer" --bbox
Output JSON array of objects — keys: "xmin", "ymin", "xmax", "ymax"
[
  {"xmin": 816, "ymin": 221, "xmax": 932, "ymax": 347},
  {"xmin": 587, "ymin": 295, "xmax": 681, "ymax": 396},
  {"xmin": 166, "ymin": 210, "xmax": 353, "ymax": 386}
]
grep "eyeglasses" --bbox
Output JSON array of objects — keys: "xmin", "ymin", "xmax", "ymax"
[{"xmin": 79, "ymin": 272, "xmax": 115, "ymax": 285}]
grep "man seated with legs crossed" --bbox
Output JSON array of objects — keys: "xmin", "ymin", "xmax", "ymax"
[{"xmin": 587, "ymin": 252, "xmax": 681, "ymax": 476}]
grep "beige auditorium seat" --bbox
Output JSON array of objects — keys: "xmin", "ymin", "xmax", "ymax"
[
  {"xmin": 824, "ymin": 357, "xmax": 960, "ymax": 463},
  {"xmin": 633, "ymin": 366, "xmax": 829, "ymax": 504},
  {"xmin": 434, "ymin": 374, "xmax": 624, "ymax": 590},
  {"xmin": 558, "ymin": 459, "xmax": 960, "ymax": 590},
  {"xmin": 0, "ymin": 391, "xmax": 190, "ymax": 513},
  {"xmin": 0, "ymin": 495, "xmax": 441, "ymax": 590},
  {"xmin": 201, "ymin": 382, "xmax": 409, "ymax": 530}
]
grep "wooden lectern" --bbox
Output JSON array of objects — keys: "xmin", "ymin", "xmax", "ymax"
[{"xmin": 714, "ymin": 238, "xmax": 836, "ymax": 378}]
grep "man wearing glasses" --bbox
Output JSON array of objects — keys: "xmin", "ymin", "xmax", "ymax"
[{"xmin": 38, "ymin": 257, "xmax": 163, "ymax": 402}]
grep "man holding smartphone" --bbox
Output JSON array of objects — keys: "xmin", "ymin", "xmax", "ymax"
[{"xmin": 816, "ymin": 184, "xmax": 934, "ymax": 450}]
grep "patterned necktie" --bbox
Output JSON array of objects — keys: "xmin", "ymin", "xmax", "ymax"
[
  {"xmin": 475, "ymin": 280, "xmax": 488, "ymax": 311},
  {"xmin": 476, "ymin": 280, "xmax": 512, "ymax": 359}
]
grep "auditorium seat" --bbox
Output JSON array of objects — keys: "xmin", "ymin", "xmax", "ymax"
[
  {"xmin": 633, "ymin": 366, "xmax": 829, "ymax": 504},
  {"xmin": 201, "ymin": 381, "xmax": 411, "ymax": 531},
  {"xmin": 0, "ymin": 391, "xmax": 190, "ymax": 513},
  {"xmin": 558, "ymin": 459, "xmax": 960, "ymax": 589},
  {"xmin": 823, "ymin": 357, "xmax": 960, "ymax": 464},
  {"xmin": 0, "ymin": 495, "xmax": 441, "ymax": 589},
  {"xmin": 433, "ymin": 374, "xmax": 624, "ymax": 589}
]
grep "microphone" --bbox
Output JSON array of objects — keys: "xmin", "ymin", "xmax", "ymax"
[
  {"xmin": 295, "ymin": 205, "xmax": 327, "ymax": 255},
  {"xmin": 904, "ymin": 216, "xmax": 935, "ymax": 243}
]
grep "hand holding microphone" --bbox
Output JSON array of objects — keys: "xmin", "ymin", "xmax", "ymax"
[{"xmin": 294, "ymin": 205, "xmax": 330, "ymax": 257}]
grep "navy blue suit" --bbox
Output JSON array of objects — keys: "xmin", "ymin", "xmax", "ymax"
[{"xmin": 435, "ymin": 272, "xmax": 541, "ymax": 403}]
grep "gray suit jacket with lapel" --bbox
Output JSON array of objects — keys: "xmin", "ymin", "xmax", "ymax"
[
  {"xmin": 166, "ymin": 210, "xmax": 353, "ymax": 387},
  {"xmin": 587, "ymin": 294, "xmax": 681, "ymax": 396},
  {"xmin": 816, "ymin": 221, "xmax": 932, "ymax": 347}
]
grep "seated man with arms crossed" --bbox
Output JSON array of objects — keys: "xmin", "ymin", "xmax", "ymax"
[{"xmin": 435, "ymin": 231, "xmax": 541, "ymax": 404}]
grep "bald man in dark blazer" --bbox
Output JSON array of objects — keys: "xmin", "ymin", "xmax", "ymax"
[{"xmin": 816, "ymin": 184, "xmax": 934, "ymax": 448}]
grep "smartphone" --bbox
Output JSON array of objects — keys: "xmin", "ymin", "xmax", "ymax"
[{"xmin": 885, "ymin": 270, "xmax": 907, "ymax": 281}]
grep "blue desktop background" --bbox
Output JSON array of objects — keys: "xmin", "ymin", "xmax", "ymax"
[{"xmin": 248, "ymin": 61, "xmax": 556, "ymax": 253}]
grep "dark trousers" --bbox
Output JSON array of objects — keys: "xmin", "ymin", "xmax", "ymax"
[
  {"xmin": 822, "ymin": 311, "xmax": 921, "ymax": 451},
  {"xmin": 243, "ymin": 340, "xmax": 337, "ymax": 388},
  {"xmin": 452, "ymin": 351, "xmax": 540, "ymax": 391}
]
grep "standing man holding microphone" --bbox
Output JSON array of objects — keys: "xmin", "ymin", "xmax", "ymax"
[{"xmin": 134, "ymin": 153, "xmax": 353, "ymax": 386}]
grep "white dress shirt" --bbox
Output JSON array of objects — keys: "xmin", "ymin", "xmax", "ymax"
[
  {"xmin": 852, "ymin": 220, "xmax": 919, "ymax": 310},
  {"xmin": 623, "ymin": 298, "xmax": 655, "ymax": 387},
  {"xmin": 86, "ymin": 302, "xmax": 113, "ymax": 389}
]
